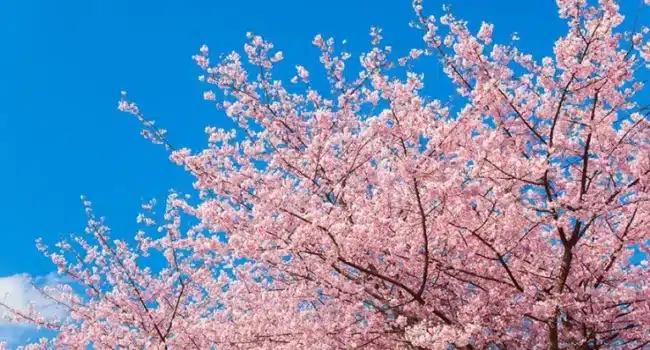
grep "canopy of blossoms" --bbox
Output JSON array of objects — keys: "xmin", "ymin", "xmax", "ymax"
[{"xmin": 3, "ymin": 0, "xmax": 650, "ymax": 348}]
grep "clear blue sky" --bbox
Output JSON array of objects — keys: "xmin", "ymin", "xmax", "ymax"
[{"xmin": 0, "ymin": 0, "xmax": 644, "ymax": 278}]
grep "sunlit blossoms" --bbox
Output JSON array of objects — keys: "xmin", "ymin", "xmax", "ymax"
[{"xmin": 4, "ymin": 0, "xmax": 650, "ymax": 348}]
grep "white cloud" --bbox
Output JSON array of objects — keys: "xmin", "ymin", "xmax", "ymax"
[
  {"xmin": 0, "ymin": 273, "xmax": 67, "ymax": 323},
  {"xmin": 0, "ymin": 273, "xmax": 67, "ymax": 345}
]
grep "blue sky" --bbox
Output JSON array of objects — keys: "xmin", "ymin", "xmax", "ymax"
[{"xmin": 0, "ymin": 0, "xmax": 646, "ymax": 343}]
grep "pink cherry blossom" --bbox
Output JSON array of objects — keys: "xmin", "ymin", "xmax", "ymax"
[
  {"xmin": 4, "ymin": 0, "xmax": 650, "ymax": 349},
  {"xmin": 477, "ymin": 22, "xmax": 494, "ymax": 44}
]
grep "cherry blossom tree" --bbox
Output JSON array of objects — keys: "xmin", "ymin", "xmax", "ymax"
[{"xmin": 4, "ymin": 0, "xmax": 650, "ymax": 348}]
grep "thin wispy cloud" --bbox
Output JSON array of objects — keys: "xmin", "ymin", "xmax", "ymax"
[{"xmin": 0, "ymin": 273, "xmax": 66, "ymax": 345}]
